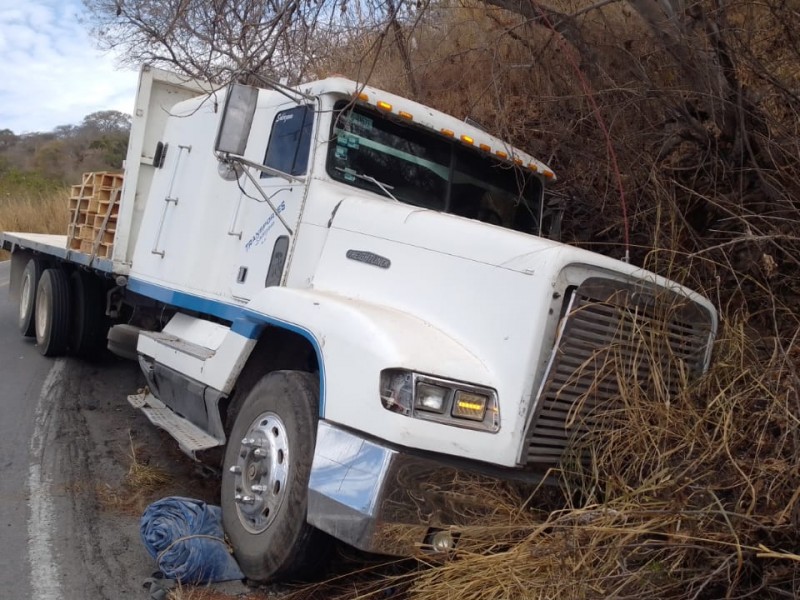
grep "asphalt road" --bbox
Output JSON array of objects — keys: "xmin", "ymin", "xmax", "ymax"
[
  {"xmin": 0, "ymin": 258, "xmax": 45, "ymax": 598},
  {"xmin": 0, "ymin": 260, "xmax": 242, "ymax": 599}
]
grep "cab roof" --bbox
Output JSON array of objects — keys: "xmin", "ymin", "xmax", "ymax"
[{"xmin": 297, "ymin": 77, "xmax": 556, "ymax": 182}]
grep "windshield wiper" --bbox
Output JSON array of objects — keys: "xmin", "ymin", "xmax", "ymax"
[{"xmin": 336, "ymin": 167, "xmax": 398, "ymax": 202}]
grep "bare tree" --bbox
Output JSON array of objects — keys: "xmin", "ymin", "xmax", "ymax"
[{"xmin": 83, "ymin": 0, "xmax": 424, "ymax": 85}]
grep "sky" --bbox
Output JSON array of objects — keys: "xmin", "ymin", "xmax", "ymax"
[{"xmin": 0, "ymin": 0, "xmax": 138, "ymax": 134}]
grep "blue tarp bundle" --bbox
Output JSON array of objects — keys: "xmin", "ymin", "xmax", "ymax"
[{"xmin": 140, "ymin": 497, "xmax": 244, "ymax": 583}]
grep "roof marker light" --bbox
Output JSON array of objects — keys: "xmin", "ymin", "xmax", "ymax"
[
  {"xmin": 495, "ymin": 150, "xmax": 508, "ymax": 159},
  {"xmin": 398, "ymin": 111, "xmax": 413, "ymax": 120},
  {"xmin": 377, "ymin": 101, "xmax": 392, "ymax": 111},
  {"xmin": 528, "ymin": 163, "xmax": 539, "ymax": 172},
  {"xmin": 479, "ymin": 143, "xmax": 491, "ymax": 152},
  {"xmin": 441, "ymin": 129, "xmax": 455, "ymax": 137},
  {"xmin": 544, "ymin": 170, "xmax": 555, "ymax": 179},
  {"xmin": 357, "ymin": 92, "xmax": 369, "ymax": 102},
  {"xmin": 461, "ymin": 134, "xmax": 474, "ymax": 145},
  {"xmin": 513, "ymin": 158, "xmax": 523, "ymax": 166}
]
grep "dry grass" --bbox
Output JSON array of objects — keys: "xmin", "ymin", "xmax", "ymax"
[
  {"xmin": 0, "ymin": 187, "xmax": 69, "ymax": 260},
  {"xmin": 414, "ymin": 322, "xmax": 800, "ymax": 599},
  {"xmin": 97, "ymin": 432, "xmax": 171, "ymax": 516}
]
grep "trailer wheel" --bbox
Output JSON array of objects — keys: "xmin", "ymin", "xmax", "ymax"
[
  {"xmin": 18, "ymin": 257, "xmax": 45, "ymax": 337},
  {"xmin": 35, "ymin": 268, "xmax": 72, "ymax": 357},
  {"xmin": 222, "ymin": 370, "xmax": 329, "ymax": 581},
  {"xmin": 70, "ymin": 270, "xmax": 108, "ymax": 359}
]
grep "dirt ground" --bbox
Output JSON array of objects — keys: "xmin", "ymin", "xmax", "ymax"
[{"xmin": 46, "ymin": 355, "xmax": 283, "ymax": 599}]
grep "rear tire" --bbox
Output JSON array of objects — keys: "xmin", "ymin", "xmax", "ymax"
[
  {"xmin": 35, "ymin": 268, "xmax": 71, "ymax": 357},
  {"xmin": 18, "ymin": 258, "xmax": 45, "ymax": 337},
  {"xmin": 221, "ymin": 370, "xmax": 329, "ymax": 582},
  {"xmin": 70, "ymin": 270, "xmax": 109, "ymax": 359}
]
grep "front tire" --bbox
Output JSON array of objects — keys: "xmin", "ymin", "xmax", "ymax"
[
  {"xmin": 221, "ymin": 370, "xmax": 328, "ymax": 582},
  {"xmin": 18, "ymin": 258, "xmax": 45, "ymax": 337},
  {"xmin": 35, "ymin": 268, "xmax": 71, "ymax": 357}
]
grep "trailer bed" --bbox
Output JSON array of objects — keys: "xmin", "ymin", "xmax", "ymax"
[{"xmin": 0, "ymin": 232, "xmax": 120, "ymax": 275}]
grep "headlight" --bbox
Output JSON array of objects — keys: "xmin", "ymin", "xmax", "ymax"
[
  {"xmin": 416, "ymin": 382, "xmax": 449, "ymax": 413},
  {"xmin": 452, "ymin": 390, "xmax": 488, "ymax": 421},
  {"xmin": 380, "ymin": 369, "xmax": 499, "ymax": 432}
]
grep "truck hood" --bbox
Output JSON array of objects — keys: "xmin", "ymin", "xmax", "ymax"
[
  {"xmin": 329, "ymin": 195, "xmax": 642, "ymax": 282},
  {"xmin": 313, "ymin": 194, "xmax": 717, "ymax": 468}
]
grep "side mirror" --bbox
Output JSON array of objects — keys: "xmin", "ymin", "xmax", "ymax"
[{"xmin": 214, "ymin": 83, "xmax": 258, "ymax": 156}]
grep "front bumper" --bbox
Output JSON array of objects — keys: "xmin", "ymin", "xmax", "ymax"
[{"xmin": 307, "ymin": 421, "xmax": 534, "ymax": 556}]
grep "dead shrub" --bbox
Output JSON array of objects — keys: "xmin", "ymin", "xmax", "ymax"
[{"xmin": 97, "ymin": 432, "xmax": 171, "ymax": 516}]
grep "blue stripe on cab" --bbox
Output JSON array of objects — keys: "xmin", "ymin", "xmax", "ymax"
[{"xmin": 126, "ymin": 277, "xmax": 327, "ymax": 415}]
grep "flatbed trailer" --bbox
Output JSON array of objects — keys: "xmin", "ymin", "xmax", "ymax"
[
  {"xmin": 2, "ymin": 232, "xmax": 117, "ymax": 274},
  {"xmin": 1, "ymin": 230, "xmax": 134, "ymax": 362}
]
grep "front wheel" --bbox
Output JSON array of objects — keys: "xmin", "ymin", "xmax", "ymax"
[{"xmin": 221, "ymin": 370, "xmax": 329, "ymax": 582}]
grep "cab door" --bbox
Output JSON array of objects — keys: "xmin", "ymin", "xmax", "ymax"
[{"xmin": 228, "ymin": 100, "xmax": 315, "ymax": 300}]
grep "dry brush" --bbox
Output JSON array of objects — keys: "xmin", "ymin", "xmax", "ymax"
[{"xmin": 281, "ymin": 1, "xmax": 800, "ymax": 598}]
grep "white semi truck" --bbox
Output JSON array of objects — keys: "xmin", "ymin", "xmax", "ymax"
[{"xmin": 1, "ymin": 65, "xmax": 717, "ymax": 581}]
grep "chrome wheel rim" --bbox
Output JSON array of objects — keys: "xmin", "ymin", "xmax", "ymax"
[
  {"xmin": 35, "ymin": 283, "xmax": 48, "ymax": 341},
  {"xmin": 19, "ymin": 273, "xmax": 31, "ymax": 321},
  {"xmin": 230, "ymin": 411, "xmax": 289, "ymax": 533}
]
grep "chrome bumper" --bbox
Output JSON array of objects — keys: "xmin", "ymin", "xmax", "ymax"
[{"xmin": 307, "ymin": 421, "xmax": 527, "ymax": 556}]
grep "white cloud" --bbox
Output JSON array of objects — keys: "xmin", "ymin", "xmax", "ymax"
[{"xmin": 0, "ymin": 0, "xmax": 138, "ymax": 134}]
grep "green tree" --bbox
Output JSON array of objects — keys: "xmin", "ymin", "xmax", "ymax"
[
  {"xmin": 0, "ymin": 129, "xmax": 17, "ymax": 152},
  {"xmin": 80, "ymin": 110, "xmax": 131, "ymax": 135}
]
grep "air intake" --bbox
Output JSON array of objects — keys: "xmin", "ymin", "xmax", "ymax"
[{"xmin": 522, "ymin": 278, "xmax": 714, "ymax": 466}]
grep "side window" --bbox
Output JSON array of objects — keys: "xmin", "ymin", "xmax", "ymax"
[{"xmin": 261, "ymin": 105, "xmax": 314, "ymax": 178}]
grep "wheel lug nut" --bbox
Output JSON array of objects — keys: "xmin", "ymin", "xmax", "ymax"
[
  {"xmin": 253, "ymin": 448, "xmax": 268, "ymax": 459},
  {"xmin": 229, "ymin": 465, "xmax": 242, "ymax": 474},
  {"xmin": 250, "ymin": 484, "xmax": 266, "ymax": 493},
  {"xmin": 235, "ymin": 494, "xmax": 255, "ymax": 504},
  {"xmin": 241, "ymin": 437, "xmax": 261, "ymax": 448}
]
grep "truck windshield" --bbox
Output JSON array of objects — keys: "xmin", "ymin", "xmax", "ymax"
[{"xmin": 326, "ymin": 101, "xmax": 544, "ymax": 235}]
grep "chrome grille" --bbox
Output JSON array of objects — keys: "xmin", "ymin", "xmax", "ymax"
[{"xmin": 523, "ymin": 277, "xmax": 714, "ymax": 466}]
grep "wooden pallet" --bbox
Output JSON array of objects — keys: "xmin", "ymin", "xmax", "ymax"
[
  {"xmin": 82, "ymin": 241, "xmax": 114, "ymax": 258},
  {"xmin": 67, "ymin": 171, "xmax": 123, "ymax": 260}
]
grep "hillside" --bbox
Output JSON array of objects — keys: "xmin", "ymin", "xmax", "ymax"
[{"xmin": 0, "ymin": 110, "xmax": 130, "ymax": 260}]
